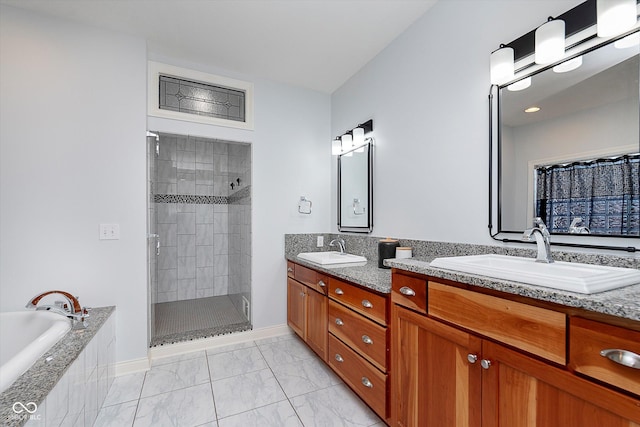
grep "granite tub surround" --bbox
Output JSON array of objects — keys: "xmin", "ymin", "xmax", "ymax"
[
  {"xmin": 285, "ymin": 233, "xmax": 640, "ymax": 321},
  {"xmin": 1, "ymin": 306, "xmax": 115, "ymax": 427}
]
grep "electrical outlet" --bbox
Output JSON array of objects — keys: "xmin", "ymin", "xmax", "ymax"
[
  {"xmin": 99, "ymin": 223, "xmax": 120, "ymax": 240},
  {"xmin": 317, "ymin": 236, "xmax": 324, "ymax": 247}
]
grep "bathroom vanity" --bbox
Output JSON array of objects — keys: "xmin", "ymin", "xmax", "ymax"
[{"xmin": 285, "ymin": 241, "xmax": 640, "ymax": 427}]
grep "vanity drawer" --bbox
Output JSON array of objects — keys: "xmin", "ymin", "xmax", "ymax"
[
  {"xmin": 329, "ymin": 278, "xmax": 387, "ymax": 325},
  {"xmin": 569, "ymin": 317, "xmax": 640, "ymax": 396},
  {"xmin": 329, "ymin": 300, "xmax": 387, "ymax": 371},
  {"xmin": 328, "ymin": 334, "xmax": 387, "ymax": 419},
  {"xmin": 287, "ymin": 261, "xmax": 295, "ymax": 278},
  {"xmin": 392, "ymin": 273, "xmax": 427, "ymax": 314},
  {"xmin": 294, "ymin": 263, "xmax": 328, "ymax": 294},
  {"xmin": 428, "ymin": 281, "xmax": 567, "ymax": 364}
]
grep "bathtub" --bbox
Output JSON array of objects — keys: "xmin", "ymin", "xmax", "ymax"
[{"xmin": 0, "ymin": 311, "xmax": 71, "ymax": 393}]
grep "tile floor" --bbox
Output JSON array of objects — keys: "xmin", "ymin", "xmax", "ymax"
[{"xmin": 94, "ymin": 333, "xmax": 385, "ymax": 427}]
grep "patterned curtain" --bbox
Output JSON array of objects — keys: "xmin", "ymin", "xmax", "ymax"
[{"xmin": 535, "ymin": 154, "xmax": 639, "ymax": 235}]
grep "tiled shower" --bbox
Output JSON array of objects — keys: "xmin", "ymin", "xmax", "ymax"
[{"xmin": 147, "ymin": 132, "xmax": 251, "ymax": 346}]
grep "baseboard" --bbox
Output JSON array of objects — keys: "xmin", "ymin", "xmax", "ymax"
[
  {"xmin": 148, "ymin": 323, "xmax": 292, "ymax": 360},
  {"xmin": 115, "ymin": 356, "xmax": 151, "ymax": 376}
]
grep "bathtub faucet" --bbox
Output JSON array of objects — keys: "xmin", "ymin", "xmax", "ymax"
[{"xmin": 26, "ymin": 290, "xmax": 90, "ymax": 329}]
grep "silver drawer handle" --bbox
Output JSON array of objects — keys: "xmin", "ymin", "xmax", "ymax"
[
  {"xmin": 481, "ymin": 359, "xmax": 492, "ymax": 370},
  {"xmin": 361, "ymin": 299, "xmax": 373, "ymax": 309},
  {"xmin": 600, "ymin": 349, "xmax": 640, "ymax": 369},
  {"xmin": 287, "ymin": 267, "xmax": 293, "ymax": 273},
  {"xmin": 335, "ymin": 318, "xmax": 344, "ymax": 326},
  {"xmin": 335, "ymin": 354, "xmax": 344, "ymax": 363},
  {"xmin": 399, "ymin": 286, "xmax": 416, "ymax": 296},
  {"xmin": 318, "ymin": 280, "xmax": 326, "ymax": 288},
  {"xmin": 467, "ymin": 354, "xmax": 478, "ymax": 364},
  {"xmin": 362, "ymin": 335, "xmax": 373, "ymax": 345},
  {"xmin": 335, "ymin": 288, "xmax": 344, "ymax": 295},
  {"xmin": 361, "ymin": 377, "xmax": 373, "ymax": 388}
]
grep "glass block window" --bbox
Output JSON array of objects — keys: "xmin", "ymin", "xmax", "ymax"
[{"xmin": 159, "ymin": 75, "xmax": 245, "ymax": 122}]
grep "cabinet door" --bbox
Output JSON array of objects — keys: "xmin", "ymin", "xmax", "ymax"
[
  {"xmin": 306, "ymin": 287, "xmax": 327, "ymax": 361},
  {"xmin": 287, "ymin": 278, "xmax": 306, "ymax": 339},
  {"xmin": 392, "ymin": 305, "xmax": 482, "ymax": 427},
  {"xmin": 481, "ymin": 340, "xmax": 640, "ymax": 427}
]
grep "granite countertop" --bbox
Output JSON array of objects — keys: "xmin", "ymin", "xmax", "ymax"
[
  {"xmin": 287, "ymin": 254, "xmax": 640, "ymax": 322},
  {"xmin": 0, "ymin": 306, "xmax": 115, "ymax": 427}
]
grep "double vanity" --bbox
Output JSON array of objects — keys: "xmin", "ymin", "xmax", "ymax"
[{"xmin": 285, "ymin": 234, "xmax": 640, "ymax": 426}]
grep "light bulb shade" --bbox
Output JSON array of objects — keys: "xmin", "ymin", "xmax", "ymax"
[
  {"xmin": 597, "ymin": 0, "xmax": 637, "ymax": 38},
  {"xmin": 352, "ymin": 127, "xmax": 365, "ymax": 147},
  {"xmin": 341, "ymin": 134, "xmax": 352, "ymax": 151},
  {"xmin": 535, "ymin": 19, "xmax": 565, "ymax": 64},
  {"xmin": 553, "ymin": 56, "xmax": 583, "ymax": 73},
  {"xmin": 490, "ymin": 46, "xmax": 514, "ymax": 85},
  {"xmin": 507, "ymin": 77, "xmax": 531, "ymax": 91},
  {"xmin": 332, "ymin": 138, "xmax": 342, "ymax": 155}
]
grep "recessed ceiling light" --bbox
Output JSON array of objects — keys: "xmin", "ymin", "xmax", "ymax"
[
  {"xmin": 614, "ymin": 32, "xmax": 640, "ymax": 49},
  {"xmin": 507, "ymin": 77, "xmax": 531, "ymax": 91},
  {"xmin": 553, "ymin": 56, "xmax": 583, "ymax": 73},
  {"xmin": 525, "ymin": 106, "xmax": 541, "ymax": 113}
]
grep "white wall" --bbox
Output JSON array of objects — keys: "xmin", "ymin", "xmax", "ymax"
[
  {"xmin": 0, "ymin": 6, "xmax": 332, "ymax": 364},
  {"xmin": 331, "ymin": 0, "xmax": 579, "ymax": 244},
  {"xmin": 0, "ymin": 6, "xmax": 148, "ymax": 362}
]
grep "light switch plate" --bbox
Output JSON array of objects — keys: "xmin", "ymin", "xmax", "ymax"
[
  {"xmin": 317, "ymin": 236, "xmax": 324, "ymax": 247},
  {"xmin": 99, "ymin": 223, "xmax": 120, "ymax": 240}
]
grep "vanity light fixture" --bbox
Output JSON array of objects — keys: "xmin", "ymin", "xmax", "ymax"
[
  {"xmin": 535, "ymin": 17, "xmax": 566, "ymax": 65},
  {"xmin": 524, "ymin": 106, "xmax": 541, "ymax": 113},
  {"xmin": 332, "ymin": 119, "xmax": 373, "ymax": 156},
  {"xmin": 597, "ymin": 0, "xmax": 637, "ymax": 38},
  {"xmin": 553, "ymin": 55, "xmax": 583, "ymax": 73},
  {"xmin": 490, "ymin": 45, "xmax": 514, "ymax": 85},
  {"xmin": 507, "ymin": 77, "xmax": 531, "ymax": 91},
  {"xmin": 615, "ymin": 31, "xmax": 640, "ymax": 48}
]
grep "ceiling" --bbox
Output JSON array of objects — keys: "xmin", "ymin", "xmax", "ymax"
[{"xmin": 1, "ymin": 0, "xmax": 438, "ymax": 93}]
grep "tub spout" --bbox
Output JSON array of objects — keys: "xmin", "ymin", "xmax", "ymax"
[{"xmin": 26, "ymin": 290, "xmax": 90, "ymax": 328}]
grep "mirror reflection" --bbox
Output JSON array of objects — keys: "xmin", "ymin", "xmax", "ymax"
[
  {"xmin": 499, "ymin": 33, "xmax": 640, "ymax": 237},
  {"xmin": 338, "ymin": 143, "xmax": 373, "ymax": 233}
]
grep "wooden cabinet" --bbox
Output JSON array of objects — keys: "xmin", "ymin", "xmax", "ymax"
[
  {"xmin": 391, "ymin": 271, "xmax": 640, "ymax": 427},
  {"xmin": 287, "ymin": 277, "xmax": 306, "ymax": 338},
  {"xmin": 286, "ymin": 270, "xmax": 327, "ymax": 361}
]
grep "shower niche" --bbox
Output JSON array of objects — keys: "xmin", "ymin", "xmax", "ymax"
[{"xmin": 147, "ymin": 132, "xmax": 251, "ymax": 346}]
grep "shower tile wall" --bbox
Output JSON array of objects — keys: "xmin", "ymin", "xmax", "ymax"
[{"xmin": 155, "ymin": 134, "xmax": 236, "ymax": 304}]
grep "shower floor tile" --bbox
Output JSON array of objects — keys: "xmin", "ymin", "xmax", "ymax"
[
  {"xmin": 96, "ymin": 334, "xmax": 384, "ymax": 427},
  {"xmin": 152, "ymin": 295, "xmax": 250, "ymax": 347}
]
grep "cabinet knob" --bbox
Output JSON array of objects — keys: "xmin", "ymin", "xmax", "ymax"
[
  {"xmin": 362, "ymin": 335, "xmax": 373, "ymax": 345},
  {"xmin": 335, "ymin": 288, "xmax": 344, "ymax": 295},
  {"xmin": 600, "ymin": 349, "xmax": 640, "ymax": 369},
  {"xmin": 361, "ymin": 377, "xmax": 373, "ymax": 388},
  {"xmin": 335, "ymin": 354, "xmax": 344, "ymax": 363},
  {"xmin": 361, "ymin": 299, "xmax": 373, "ymax": 309},
  {"xmin": 318, "ymin": 280, "xmax": 326, "ymax": 288},
  {"xmin": 335, "ymin": 318, "xmax": 344, "ymax": 326},
  {"xmin": 287, "ymin": 267, "xmax": 293, "ymax": 273},
  {"xmin": 399, "ymin": 287, "xmax": 416, "ymax": 296},
  {"xmin": 481, "ymin": 359, "xmax": 492, "ymax": 370},
  {"xmin": 467, "ymin": 354, "xmax": 478, "ymax": 364},
  {"xmin": 299, "ymin": 292, "xmax": 305, "ymax": 297}
]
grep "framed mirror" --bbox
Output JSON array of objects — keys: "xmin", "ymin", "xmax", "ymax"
[
  {"xmin": 338, "ymin": 142, "xmax": 373, "ymax": 233},
  {"xmin": 491, "ymin": 30, "xmax": 640, "ymax": 248}
]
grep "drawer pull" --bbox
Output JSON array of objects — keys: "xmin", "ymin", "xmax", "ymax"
[
  {"xmin": 600, "ymin": 349, "xmax": 640, "ymax": 369},
  {"xmin": 467, "ymin": 354, "xmax": 478, "ymax": 364},
  {"xmin": 361, "ymin": 299, "xmax": 373, "ymax": 309},
  {"xmin": 399, "ymin": 286, "xmax": 416, "ymax": 296},
  {"xmin": 481, "ymin": 359, "xmax": 492, "ymax": 370},
  {"xmin": 335, "ymin": 288, "xmax": 344, "ymax": 295},
  {"xmin": 362, "ymin": 335, "xmax": 373, "ymax": 345},
  {"xmin": 361, "ymin": 377, "xmax": 373, "ymax": 388},
  {"xmin": 335, "ymin": 354, "xmax": 344, "ymax": 363},
  {"xmin": 318, "ymin": 280, "xmax": 326, "ymax": 288},
  {"xmin": 287, "ymin": 267, "xmax": 293, "ymax": 273},
  {"xmin": 335, "ymin": 318, "xmax": 344, "ymax": 326}
]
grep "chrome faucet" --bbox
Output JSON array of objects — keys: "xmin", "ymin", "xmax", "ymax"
[
  {"xmin": 522, "ymin": 217, "xmax": 554, "ymax": 263},
  {"xmin": 329, "ymin": 238, "xmax": 346, "ymax": 254},
  {"xmin": 569, "ymin": 217, "xmax": 590, "ymax": 234},
  {"xmin": 26, "ymin": 290, "xmax": 90, "ymax": 329}
]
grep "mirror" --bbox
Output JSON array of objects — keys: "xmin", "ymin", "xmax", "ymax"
[
  {"xmin": 338, "ymin": 142, "xmax": 373, "ymax": 233},
  {"xmin": 496, "ymin": 32, "xmax": 639, "ymax": 239}
]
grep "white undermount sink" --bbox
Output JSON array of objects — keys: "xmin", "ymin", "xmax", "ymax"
[
  {"xmin": 297, "ymin": 251, "xmax": 367, "ymax": 266},
  {"xmin": 429, "ymin": 254, "xmax": 640, "ymax": 294}
]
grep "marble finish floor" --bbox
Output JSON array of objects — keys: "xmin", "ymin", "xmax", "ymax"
[{"xmin": 95, "ymin": 333, "xmax": 385, "ymax": 427}]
